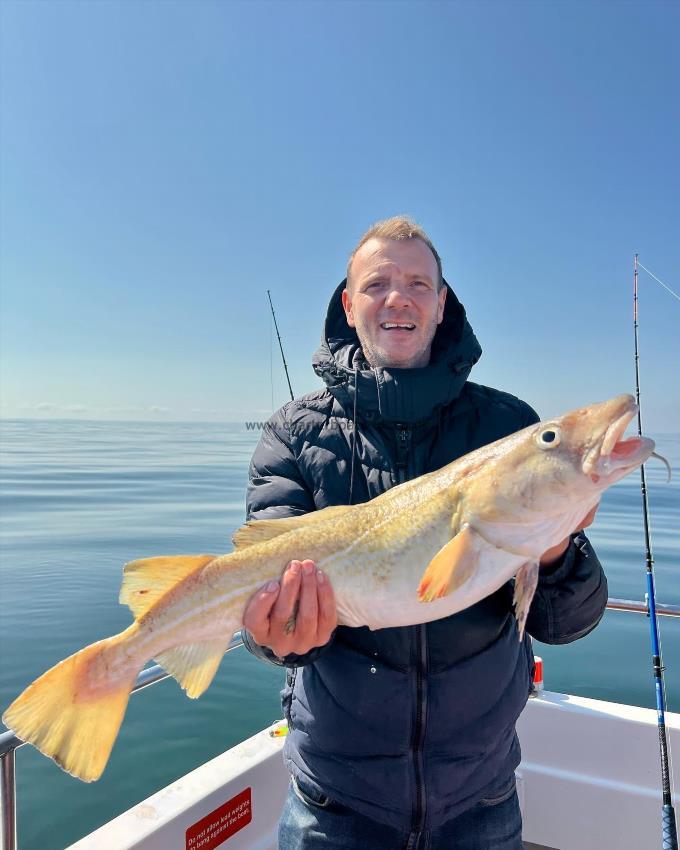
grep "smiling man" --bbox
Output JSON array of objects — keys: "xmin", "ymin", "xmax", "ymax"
[
  {"xmin": 342, "ymin": 234, "xmax": 446, "ymax": 369},
  {"xmin": 242, "ymin": 217, "xmax": 607, "ymax": 849}
]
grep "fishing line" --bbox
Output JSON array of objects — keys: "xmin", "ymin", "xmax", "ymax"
[
  {"xmin": 633, "ymin": 253, "xmax": 678, "ymax": 850},
  {"xmin": 637, "ymin": 261, "xmax": 680, "ymax": 303}
]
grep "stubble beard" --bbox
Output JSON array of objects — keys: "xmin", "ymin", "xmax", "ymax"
[{"xmin": 355, "ymin": 317, "xmax": 438, "ymax": 370}]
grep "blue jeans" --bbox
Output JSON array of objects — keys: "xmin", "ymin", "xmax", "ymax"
[{"xmin": 278, "ymin": 775, "xmax": 523, "ymax": 850}]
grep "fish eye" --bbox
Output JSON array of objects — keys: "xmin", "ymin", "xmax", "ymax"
[{"xmin": 536, "ymin": 427, "xmax": 561, "ymax": 449}]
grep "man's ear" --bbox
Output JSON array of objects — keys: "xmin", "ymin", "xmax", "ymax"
[
  {"xmin": 342, "ymin": 287, "xmax": 356, "ymax": 328},
  {"xmin": 437, "ymin": 284, "xmax": 447, "ymax": 324}
]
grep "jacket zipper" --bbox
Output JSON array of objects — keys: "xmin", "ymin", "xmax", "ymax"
[
  {"xmin": 395, "ymin": 424, "xmax": 411, "ymax": 481},
  {"xmin": 408, "ymin": 624, "xmax": 429, "ymax": 847},
  {"xmin": 394, "ymin": 426, "xmax": 429, "ymax": 847}
]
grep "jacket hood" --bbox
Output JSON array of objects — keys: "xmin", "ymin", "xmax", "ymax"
[{"xmin": 312, "ymin": 279, "xmax": 482, "ymax": 425}]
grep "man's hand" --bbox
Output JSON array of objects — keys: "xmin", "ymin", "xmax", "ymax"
[
  {"xmin": 242, "ymin": 559, "xmax": 337, "ymax": 659},
  {"xmin": 539, "ymin": 503, "xmax": 599, "ymax": 568}
]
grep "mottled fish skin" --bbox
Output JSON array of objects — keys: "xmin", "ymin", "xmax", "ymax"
[{"xmin": 2, "ymin": 394, "xmax": 657, "ymax": 781}]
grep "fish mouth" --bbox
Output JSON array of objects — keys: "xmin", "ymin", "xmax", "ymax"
[
  {"xmin": 587, "ymin": 398, "xmax": 655, "ymax": 477},
  {"xmin": 600, "ymin": 399, "xmax": 638, "ymax": 457}
]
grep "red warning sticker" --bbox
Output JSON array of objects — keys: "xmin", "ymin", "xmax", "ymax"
[{"xmin": 186, "ymin": 788, "xmax": 252, "ymax": 850}]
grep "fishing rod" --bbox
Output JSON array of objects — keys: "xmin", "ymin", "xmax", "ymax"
[
  {"xmin": 267, "ymin": 290, "xmax": 294, "ymax": 402},
  {"xmin": 633, "ymin": 253, "xmax": 678, "ymax": 850}
]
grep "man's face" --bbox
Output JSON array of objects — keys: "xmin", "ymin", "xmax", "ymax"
[{"xmin": 342, "ymin": 237, "xmax": 447, "ymax": 369}]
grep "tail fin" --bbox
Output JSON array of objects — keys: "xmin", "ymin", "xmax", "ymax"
[{"xmin": 2, "ymin": 631, "xmax": 140, "ymax": 782}]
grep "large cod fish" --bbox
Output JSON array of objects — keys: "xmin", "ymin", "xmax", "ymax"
[{"xmin": 3, "ymin": 394, "xmax": 664, "ymax": 782}]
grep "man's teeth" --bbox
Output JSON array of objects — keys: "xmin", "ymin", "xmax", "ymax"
[{"xmin": 381, "ymin": 322, "xmax": 415, "ymax": 329}]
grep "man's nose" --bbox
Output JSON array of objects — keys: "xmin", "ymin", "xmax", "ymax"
[{"xmin": 384, "ymin": 285, "xmax": 412, "ymax": 308}]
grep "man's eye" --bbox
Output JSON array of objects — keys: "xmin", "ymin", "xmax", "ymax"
[{"xmin": 412, "ymin": 280, "xmax": 429, "ymax": 289}]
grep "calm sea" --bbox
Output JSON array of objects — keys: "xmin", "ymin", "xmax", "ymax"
[{"xmin": 0, "ymin": 420, "xmax": 678, "ymax": 850}]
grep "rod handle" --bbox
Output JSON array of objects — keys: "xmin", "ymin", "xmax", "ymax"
[{"xmin": 663, "ymin": 804, "xmax": 678, "ymax": 850}]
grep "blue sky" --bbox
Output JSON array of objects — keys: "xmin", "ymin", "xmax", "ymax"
[{"xmin": 1, "ymin": 0, "xmax": 678, "ymax": 431}]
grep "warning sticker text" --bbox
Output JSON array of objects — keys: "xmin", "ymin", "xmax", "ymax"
[{"xmin": 185, "ymin": 788, "xmax": 252, "ymax": 850}]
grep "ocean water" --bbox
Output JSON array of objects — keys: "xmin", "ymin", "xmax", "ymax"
[{"xmin": 0, "ymin": 420, "xmax": 678, "ymax": 850}]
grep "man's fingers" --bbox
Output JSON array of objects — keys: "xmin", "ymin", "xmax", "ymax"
[
  {"xmin": 242, "ymin": 579, "xmax": 280, "ymax": 644},
  {"xmin": 244, "ymin": 559, "xmax": 335, "ymax": 657},
  {"xmin": 296, "ymin": 560, "xmax": 319, "ymax": 636},
  {"xmin": 270, "ymin": 561, "xmax": 303, "ymax": 630}
]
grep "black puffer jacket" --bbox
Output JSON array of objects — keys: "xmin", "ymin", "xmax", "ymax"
[{"xmin": 244, "ymin": 280, "xmax": 607, "ymax": 834}]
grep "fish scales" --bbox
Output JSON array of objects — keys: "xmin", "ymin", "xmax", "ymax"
[{"xmin": 2, "ymin": 394, "xmax": 664, "ymax": 782}]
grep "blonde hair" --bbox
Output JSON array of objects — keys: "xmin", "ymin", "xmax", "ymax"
[{"xmin": 346, "ymin": 215, "xmax": 443, "ymax": 289}]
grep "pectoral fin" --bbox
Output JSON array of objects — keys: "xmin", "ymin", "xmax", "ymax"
[
  {"xmin": 513, "ymin": 561, "xmax": 539, "ymax": 641},
  {"xmin": 417, "ymin": 524, "xmax": 482, "ymax": 602}
]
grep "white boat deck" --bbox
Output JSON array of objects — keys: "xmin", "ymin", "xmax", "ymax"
[{"xmin": 64, "ymin": 690, "xmax": 680, "ymax": 850}]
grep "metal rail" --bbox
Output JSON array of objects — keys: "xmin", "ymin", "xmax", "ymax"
[
  {"xmin": 607, "ymin": 599, "xmax": 680, "ymax": 618},
  {"xmin": 3, "ymin": 601, "xmax": 680, "ymax": 848}
]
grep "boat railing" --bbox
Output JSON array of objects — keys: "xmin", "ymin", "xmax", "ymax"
[{"xmin": 3, "ymin": 599, "xmax": 680, "ymax": 850}]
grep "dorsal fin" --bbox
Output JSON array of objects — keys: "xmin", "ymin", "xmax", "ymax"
[
  {"xmin": 120, "ymin": 554, "xmax": 216, "ymax": 618},
  {"xmin": 232, "ymin": 505, "xmax": 351, "ymax": 549}
]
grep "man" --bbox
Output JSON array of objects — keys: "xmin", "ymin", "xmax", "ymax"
[{"xmin": 242, "ymin": 217, "xmax": 607, "ymax": 849}]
